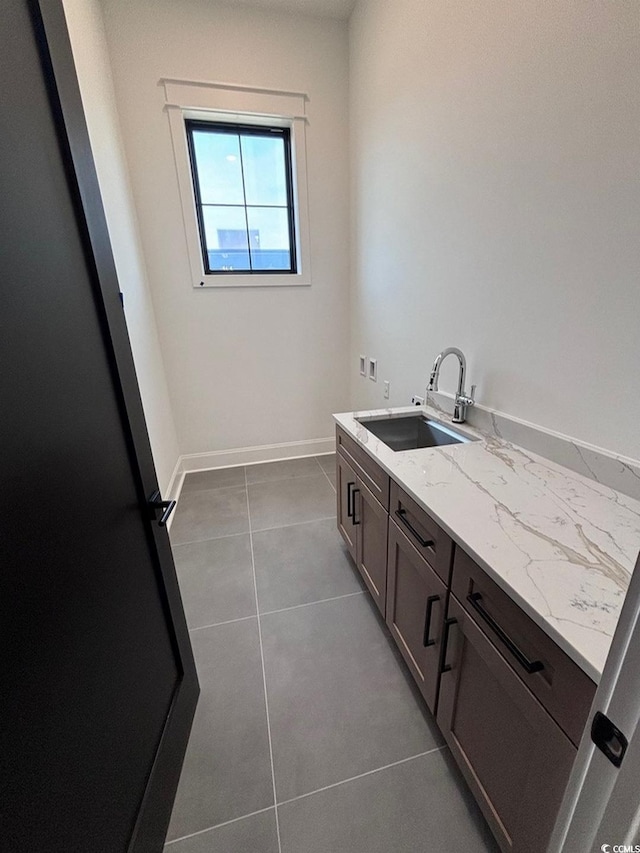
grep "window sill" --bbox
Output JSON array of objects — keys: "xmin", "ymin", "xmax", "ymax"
[{"xmin": 194, "ymin": 271, "xmax": 311, "ymax": 288}]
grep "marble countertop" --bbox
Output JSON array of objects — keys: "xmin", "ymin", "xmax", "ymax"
[{"xmin": 334, "ymin": 405, "xmax": 640, "ymax": 682}]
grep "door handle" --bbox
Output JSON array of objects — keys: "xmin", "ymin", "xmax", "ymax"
[
  {"xmin": 423, "ymin": 595, "xmax": 440, "ymax": 647},
  {"xmin": 591, "ymin": 711, "xmax": 628, "ymax": 768},
  {"xmin": 148, "ymin": 490, "xmax": 176, "ymax": 527}
]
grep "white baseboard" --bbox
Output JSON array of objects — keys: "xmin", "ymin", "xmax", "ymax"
[
  {"xmin": 162, "ymin": 437, "xmax": 336, "ymax": 528},
  {"xmin": 181, "ymin": 436, "xmax": 335, "ymax": 473}
]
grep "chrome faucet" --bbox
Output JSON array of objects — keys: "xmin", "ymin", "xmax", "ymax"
[{"xmin": 427, "ymin": 347, "xmax": 476, "ymax": 423}]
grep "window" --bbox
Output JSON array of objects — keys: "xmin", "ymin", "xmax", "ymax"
[
  {"xmin": 163, "ymin": 78, "xmax": 311, "ymax": 288},
  {"xmin": 185, "ymin": 121, "xmax": 297, "ymax": 275}
]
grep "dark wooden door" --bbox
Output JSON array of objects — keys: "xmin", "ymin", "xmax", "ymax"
[
  {"xmin": 386, "ymin": 521, "xmax": 447, "ymax": 712},
  {"xmin": 336, "ymin": 453, "xmax": 357, "ymax": 560},
  {"xmin": 0, "ymin": 2, "xmax": 198, "ymax": 851},
  {"xmin": 437, "ymin": 597, "xmax": 576, "ymax": 852},
  {"xmin": 355, "ymin": 480, "xmax": 389, "ymax": 617}
]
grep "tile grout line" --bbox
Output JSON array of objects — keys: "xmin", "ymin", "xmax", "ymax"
[
  {"xmin": 276, "ymin": 745, "xmax": 449, "ymax": 808},
  {"xmin": 253, "ymin": 516, "xmax": 336, "ymax": 534},
  {"xmin": 247, "ymin": 470, "xmax": 330, "ymax": 487},
  {"xmin": 164, "ymin": 745, "xmax": 450, "ymax": 845},
  {"xmin": 314, "ymin": 454, "xmax": 337, "ymax": 494},
  {"xmin": 261, "ymin": 591, "xmax": 365, "ymax": 619},
  {"xmin": 172, "ymin": 515, "xmax": 337, "ymax": 549},
  {"xmin": 171, "ymin": 529, "xmax": 249, "ymax": 549},
  {"xmin": 245, "ymin": 466, "xmax": 283, "ymax": 853},
  {"xmin": 164, "ymin": 806, "xmax": 275, "ymax": 846},
  {"xmin": 183, "ymin": 469, "xmax": 328, "ymax": 497},
  {"xmin": 188, "ymin": 614, "xmax": 256, "ymax": 633},
  {"xmin": 188, "ymin": 590, "xmax": 366, "ymax": 634}
]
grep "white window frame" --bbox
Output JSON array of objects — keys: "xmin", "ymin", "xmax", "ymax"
[{"xmin": 163, "ymin": 78, "xmax": 311, "ymax": 288}]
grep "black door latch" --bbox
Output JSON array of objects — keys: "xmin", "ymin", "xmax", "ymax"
[{"xmin": 591, "ymin": 711, "xmax": 628, "ymax": 768}]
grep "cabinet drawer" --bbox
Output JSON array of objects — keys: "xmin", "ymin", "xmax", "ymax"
[
  {"xmin": 389, "ymin": 481, "xmax": 453, "ymax": 584},
  {"xmin": 451, "ymin": 547, "xmax": 596, "ymax": 747},
  {"xmin": 336, "ymin": 426, "xmax": 389, "ymax": 509}
]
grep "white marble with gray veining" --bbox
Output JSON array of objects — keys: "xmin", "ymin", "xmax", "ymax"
[
  {"xmin": 334, "ymin": 405, "xmax": 640, "ymax": 682},
  {"xmin": 426, "ymin": 390, "xmax": 640, "ymax": 503}
]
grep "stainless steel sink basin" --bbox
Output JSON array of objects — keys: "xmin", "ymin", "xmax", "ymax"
[{"xmin": 358, "ymin": 415, "xmax": 473, "ymax": 452}]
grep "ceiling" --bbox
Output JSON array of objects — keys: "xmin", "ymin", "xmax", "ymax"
[{"xmin": 224, "ymin": 0, "xmax": 357, "ymax": 20}]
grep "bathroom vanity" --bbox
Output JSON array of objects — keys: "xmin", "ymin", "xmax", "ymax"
[{"xmin": 334, "ymin": 405, "xmax": 640, "ymax": 852}]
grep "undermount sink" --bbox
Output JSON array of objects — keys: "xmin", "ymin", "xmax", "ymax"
[{"xmin": 357, "ymin": 414, "xmax": 474, "ymax": 452}]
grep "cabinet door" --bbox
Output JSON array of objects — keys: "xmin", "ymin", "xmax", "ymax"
[
  {"xmin": 336, "ymin": 452, "xmax": 357, "ymax": 561},
  {"xmin": 386, "ymin": 521, "xmax": 447, "ymax": 712},
  {"xmin": 355, "ymin": 479, "xmax": 389, "ymax": 617},
  {"xmin": 437, "ymin": 596, "xmax": 576, "ymax": 853}
]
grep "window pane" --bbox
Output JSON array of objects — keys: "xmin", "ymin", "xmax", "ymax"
[
  {"xmin": 241, "ymin": 134, "xmax": 288, "ymax": 207},
  {"xmin": 192, "ymin": 131, "xmax": 244, "ymax": 205},
  {"xmin": 246, "ymin": 207, "xmax": 291, "ymax": 271},
  {"xmin": 202, "ymin": 206, "xmax": 250, "ymax": 271}
]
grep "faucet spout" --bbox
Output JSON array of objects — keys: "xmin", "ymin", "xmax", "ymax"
[{"xmin": 427, "ymin": 347, "xmax": 475, "ymax": 423}]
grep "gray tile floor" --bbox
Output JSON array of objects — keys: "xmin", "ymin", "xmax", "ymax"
[{"xmin": 165, "ymin": 455, "xmax": 497, "ymax": 852}]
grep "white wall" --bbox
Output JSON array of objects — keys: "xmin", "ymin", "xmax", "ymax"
[
  {"xmin": 349, "ymin": 0, "xmax": 640, "ymax": 461},
  {"xmin": 62, "ymin": 0, "xmax": 181, "ymax": 492},
  {"xmin": 100, "ymin": 0, "xmax": 351, "ymax": 457}
]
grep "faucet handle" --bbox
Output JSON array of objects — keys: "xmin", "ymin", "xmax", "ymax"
[{"xmin": 456, "ymin": 384, "xmax": 476, "ymax": 408}]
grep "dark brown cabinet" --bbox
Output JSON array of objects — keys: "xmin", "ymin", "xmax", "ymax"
[
  {"xmin": 437, "ymin": 595, "xmax": 579, "ymax": 852},
  {"xmin": 335, "ymin": 426, "xmax": 596, "ymax": 853},
  {"xmin": 386, "ymin": 520, "xmax": 447, "ymax": 712},
  {"xmin": 336, "ymin": 427, "xmax": 390, "ymax": 616},
  {"xmin": 336, "ymin": 426, "xmax": 390, "ymax": 508}
]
